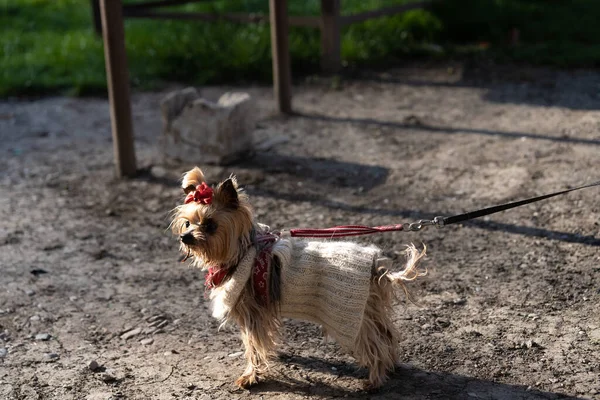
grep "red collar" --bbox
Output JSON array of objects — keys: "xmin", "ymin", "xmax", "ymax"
[
  {"xmin": 204, "ymin": 231, "xmax": 279, "ymax": 306},
  {"xmin": 205, "ymin": 266, "xmax": 229, "ymax": 289}
]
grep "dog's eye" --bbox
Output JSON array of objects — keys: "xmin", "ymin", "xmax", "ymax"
[
  {"xmin": 202, "ymin": 219, "xmax": 218, "ymax": 234},
  {"xmin": 184, "ymin": 220, "xmax": 190, "ymax": 229}
]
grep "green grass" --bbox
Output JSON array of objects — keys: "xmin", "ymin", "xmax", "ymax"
[{"xmin": 2, "ymin": 0, "xmax": 600, "ymax": 96}]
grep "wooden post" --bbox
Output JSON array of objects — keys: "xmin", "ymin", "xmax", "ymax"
[
  {"xmin": 269, "ymin": 0, "xmax": 292, "ymax": 113},
  {"xmin": 99, "ymin": 0, "xmax": 137, "ymax": 178},
  {"xmin": 320, "ymin": 0, "xmax": 341, "ymax": 73}
]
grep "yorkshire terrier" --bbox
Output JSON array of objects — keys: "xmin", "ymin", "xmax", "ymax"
[{"xmin": 171, "ymin": 167, "xmax": 426, "ymax": 389}]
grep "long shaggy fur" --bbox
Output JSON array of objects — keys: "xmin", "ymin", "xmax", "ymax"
[
  {"xmin": 171, "ymin": 167, "xmax": 427, "ymax": 390},
  {"xmin": 349, "ymin": 244, "xmax": 427, "ymax": 388},
  {"xmin": 229, "ymin": 279, "xmax": 282, "ymax": 388}
]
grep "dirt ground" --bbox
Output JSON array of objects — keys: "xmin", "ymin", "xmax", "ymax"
[{"xmin": 1, "ymin": 62, "xmax": 599, "ymax": 400}]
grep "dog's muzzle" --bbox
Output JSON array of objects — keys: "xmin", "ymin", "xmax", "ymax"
[{"xmin": 180, "ymin": 232, "xmax": 195, "ymax": 245}]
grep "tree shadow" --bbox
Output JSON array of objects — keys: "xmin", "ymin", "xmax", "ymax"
[
  {"xmin": 251, "ymin": 355, "xmax": 583, "ymax": 399},
  {"xmin": 348, "ymin": 63, "xmax": 600, "ymax": 111},
  {"xmin": 237, "ymin": 152, "xmax": 390, "ymax": 192},
  {"xmin": 293, "ymin": 112, "xmax": 600, "ymax": 146}
]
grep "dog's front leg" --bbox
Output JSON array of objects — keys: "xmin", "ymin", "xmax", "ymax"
[{"xmin": 235, "ymin": 324, "xmax": 276, "ymax": 389}]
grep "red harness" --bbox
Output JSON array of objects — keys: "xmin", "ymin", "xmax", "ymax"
[{"xmin": 204, "ymin": 232, "xmax": 279, "ymax": 306}]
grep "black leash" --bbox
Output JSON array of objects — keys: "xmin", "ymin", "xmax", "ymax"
[
  {"xmin": 405, "ymin": 180, "xmax": 600, "ymax": 231},
  {"xmin": 289, "ymin": 180, "xmax": 600, "ymax": 237}
]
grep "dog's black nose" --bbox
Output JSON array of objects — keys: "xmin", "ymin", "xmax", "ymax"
[{"xmin": 180, "ymin": 232, "xmax": 195, "ymax": 245}]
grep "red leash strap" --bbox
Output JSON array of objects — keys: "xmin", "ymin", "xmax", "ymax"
[{"xmin": 289, "ymin": 224, "xmax": 404, "ymax": 238}]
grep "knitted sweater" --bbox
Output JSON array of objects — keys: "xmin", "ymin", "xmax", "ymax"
[{"xmin": 209, "ymin": 235, "xmax": 382, "ymax": 351}]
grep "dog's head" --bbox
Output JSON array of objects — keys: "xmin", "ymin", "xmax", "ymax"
[{"xmin": 171, "ymin": 167, "xmax": 254, "ymax": 268}]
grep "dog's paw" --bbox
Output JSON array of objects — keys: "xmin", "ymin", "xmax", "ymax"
[
  {"xmin": 363, "ymin": 380, "xmax": 383, "ymax": 393},
  {"xmin": 235, "ymin": 374, "xmax": 258, "ymax": 389}
]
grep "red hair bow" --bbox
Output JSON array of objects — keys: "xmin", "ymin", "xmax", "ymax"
[{"xmin": 185, "ymin": 183, "xmax": 214, "ymax": 205}]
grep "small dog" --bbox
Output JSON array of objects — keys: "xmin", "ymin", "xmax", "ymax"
[{"xmin": 171, "ymin": 167, "xmax": 426, "ymax": 389}]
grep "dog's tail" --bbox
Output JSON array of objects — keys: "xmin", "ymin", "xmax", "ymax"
[
  {"xmin": 380, "ymin": 244, "xmax": 427, "ymax": 305},
  {"xmin": 386, "ymin": 243, "xmax": 427, "ymax": 283}
]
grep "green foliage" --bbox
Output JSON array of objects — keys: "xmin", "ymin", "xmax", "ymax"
[
  {"xmin": 431, "ymin": 0, "xmax": 600, "ymax": 67},
  {"xmin": 2, "ymin": 0, "xmax": 600, "ymax": 96}
]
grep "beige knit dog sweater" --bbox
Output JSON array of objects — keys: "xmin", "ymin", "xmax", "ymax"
[{"xmin": 209, "ymin": 234, "xmax": 383, "ymax": 351}]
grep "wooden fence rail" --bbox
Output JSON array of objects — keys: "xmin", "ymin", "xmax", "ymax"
[{"xmin": 92, "ymin": 0, "xmax": 432, "ymax": 177}]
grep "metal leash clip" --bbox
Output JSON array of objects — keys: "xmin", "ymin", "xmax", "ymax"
[{"xmin": 405, "ymin": 216, "xmax": 445, "ymax": 231}]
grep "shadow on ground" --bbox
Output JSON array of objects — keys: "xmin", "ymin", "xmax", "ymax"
[
  {"xmin": 251, "ymin": 355, "xmax": 581, "ymax": 399},
  {"xmin": 350, "ymin": 63, "xmax": 600, "ymax": 111},
  {"xmin": 295, "ymin": 112, "xmax": 600, "ymax": 147},
  {"xmin": 238, "ymin": 152, "xmax": 389, "ymax": 192}
]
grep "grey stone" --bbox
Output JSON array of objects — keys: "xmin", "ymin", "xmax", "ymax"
[
  {"xmin": 0, "ymin": 348, "xmax": 7, "ymax": 358},
  {"xmin": 35, "ymin": 333, "xmax": 51, "ymax": 341},
  {"xmin": 150, "ymin": 165, "xmax": 167, "ymax": 179},
  {"xmin": 140, "ymin": 338, "xmax": 154, "ymax": 345},
  {"xmin": 255, "ymin": 135, "xmax": 289, "ymax": 151},
  {"xmin": 160, "ymin": 88, "xmax": 256, "ymax": 165},
  {"xmin": 120, "ymin": 327, "xmax": 141, "ymax": 340},
  {"xmin": 589, "ymin": 328, "xmax": 600, "ymax": 344},
  {"xmin": 88, "ymin": 359, "xmax": 100, "ymax": 371},
  {"xmin": 101, "ymin": 370, "xmax": 117, "ymax": 383}
]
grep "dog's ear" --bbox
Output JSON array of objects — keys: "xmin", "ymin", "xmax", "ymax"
[
  {"xmin": 181, "ymin": 167, "xmax": 205, "ymax": 193},
  {"xmin": 214, "ymin": 178, "xmax": 239, "ymax": 209}
]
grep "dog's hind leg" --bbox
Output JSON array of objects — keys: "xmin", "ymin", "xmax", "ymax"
[
  {"xmin": 353, "ymin": 276, "xmax": 401, "ymax": 389},
  {"xmin": 353, "ymin": 244, "xmax": 425, "ymax": 388}
]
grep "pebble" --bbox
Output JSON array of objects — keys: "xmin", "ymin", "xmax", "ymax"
[
  {"xmin": 29, "ymin": 315, "xmax": 40, "ymax": 322},
  {"xmin": 101, "ymin": 371, "xmax": 117, "ymax": 383},
  {"xmin": 150, "ymin": 165, "xmax": 167, "ymax": 179},
  {"xmin": 69, "ymin": 296, "xmax": 78, "ymax": 302},
  {"xmin": 154, "ymin": 320, "xmax": 169, "ymax": 329},
  {"xmin": 0, "ymin": 348, "xmax": 7, "ymax": 358},
  {"xmin": 228, "ymin": 351, "xmax": 243, "ymax": 358},
  {"xmin": 140, "ymin": 338, "xmax": 154, "ymax": 345},
  {"xmin": 524, "ymin": 340, "xmax": 543, "ymax": 349},
  {"xmin": 436, "ymin": 318, "xmax": 451, "ymax": 328},
  {"xmin": 45, "ymin": 352, "xmax": 59, "ymax": 360},
  {"xmin": 147, "ymin": 315, "xmax": 166, "ymax": 323},
  {"xmin": 88, "ymin": 360, "xmax": 101, "ymax": 372},
  {"xmin": 25, "ymin": 289, "xmax": 35, "ymax": 296},
  {"xmin": 120, "ymin": 328, "xmax": 142, "ymax": 340},
  {"xmin": 35, "ymin": 333, "xmax": 51, "ymax": 341},
  {"xmin": 255, "ymin": 135, "xmax": 290, "ymax": 151},
  {"xmin": 589, "ymin": 328, "xmax": 600, "ymax": 344}
]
